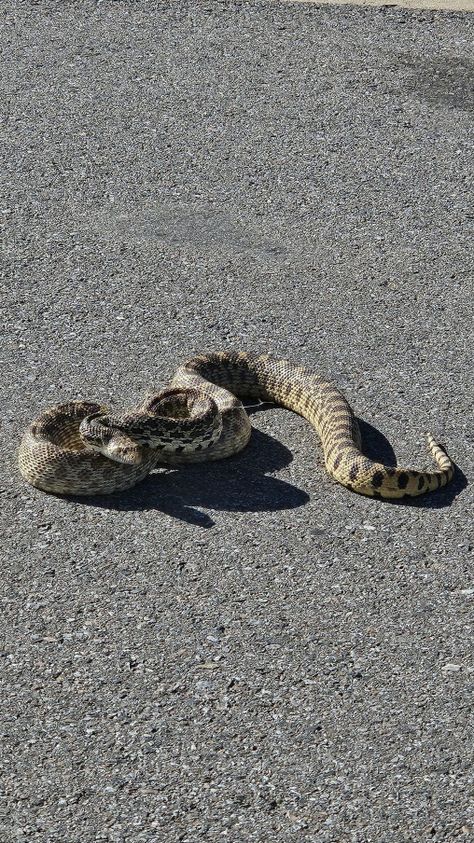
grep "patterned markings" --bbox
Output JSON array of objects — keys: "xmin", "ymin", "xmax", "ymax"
[
  {"xmin": 371, "ymin": 470, "xmax": 385, "ymax": 488},
  {"xmin": 331, "ymin": 432, "xmax": 350, "ymax": 443},
  {"xmin": 397, "ymin": 472, "xmax": 409, "ymax": 490},
  {"xmin": 349, "ymin": 463, "xmax": 359, "ymax": 482}
]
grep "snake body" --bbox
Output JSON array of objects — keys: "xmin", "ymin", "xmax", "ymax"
[{"xmin": 18, "ymin": 351, "xmax": 454, "ymax": 498}]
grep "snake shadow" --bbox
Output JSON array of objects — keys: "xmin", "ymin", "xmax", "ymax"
[
  {"xmin": 69, "ymin": 410, "xmax": 465, "ymax": 525},
  {"xmin": 74, "ymin": 414, "xmax": 309, "ymax": 527}
]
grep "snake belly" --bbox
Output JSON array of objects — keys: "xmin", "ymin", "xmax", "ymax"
[{"xmin": 18, "ymin": 351, "xmax": 454, "ymax": 497}]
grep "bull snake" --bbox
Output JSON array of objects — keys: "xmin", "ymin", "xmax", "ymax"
[{"xmin": 18, "ymin": 351, "xmax": 454, "ymax": 498}]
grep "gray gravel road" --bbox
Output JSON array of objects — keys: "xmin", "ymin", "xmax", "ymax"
[{"xmin": 1, "ymin": 1, "xmax": 473, "ymax": 841}]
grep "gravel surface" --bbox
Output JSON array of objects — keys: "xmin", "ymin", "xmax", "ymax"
[{"xmin": 1, "ymin": 1, "xmax": 473, "ymax": 841}]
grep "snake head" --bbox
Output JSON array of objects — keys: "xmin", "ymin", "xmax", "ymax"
[{"xmin": 79, "ymin": 413, "xmax": 144, "ymax": 465}]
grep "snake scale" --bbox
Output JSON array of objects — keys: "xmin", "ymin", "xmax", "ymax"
[{"xmin": 18, "ymin": 351, "xmax": 454, "ymax": 498}]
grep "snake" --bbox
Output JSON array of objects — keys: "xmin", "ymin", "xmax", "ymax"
[{"xmin": 18, "ymin": 351, "xmax": 454, "ymax": 498}]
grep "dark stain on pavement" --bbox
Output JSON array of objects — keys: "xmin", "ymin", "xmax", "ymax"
[{"xmin": 398, "ymin": 54, "xmax": 474, "ymax": 112}]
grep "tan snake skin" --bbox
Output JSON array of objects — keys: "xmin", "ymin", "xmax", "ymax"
[{"xmin": 18, "ymin": 351, "xmax": 454, "ymax": 498}]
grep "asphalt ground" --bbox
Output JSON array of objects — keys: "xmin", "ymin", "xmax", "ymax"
[{"xmin": 1, "ymin": 1, "xmax": 473, "ymax": 841}]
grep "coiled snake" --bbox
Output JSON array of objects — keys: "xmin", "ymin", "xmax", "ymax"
[{"xmin": 18, "ymin": 351, "xmax": 454, "ymax": 498}]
